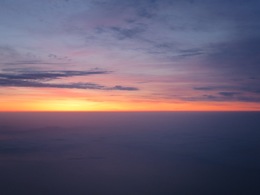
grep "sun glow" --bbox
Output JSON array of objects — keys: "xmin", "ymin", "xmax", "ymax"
[
  {"xmin": 1, "ymin": 95, "xmax": 260, "ymax": 112},
  {"xmin": 1, "ymin": 87, "xmax": 260, "ymax": 112}
]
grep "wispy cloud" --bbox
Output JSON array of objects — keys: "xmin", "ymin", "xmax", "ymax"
[
  {"xmin": 193, "ymin": 85, "xmax": 260, "ymax": 94},
  {"xmin": 0, "ymin": 69, "xmax": 138, "ymax": 91},
  {"xmin": 0, "ymin": 46, "xmax": 19, "ymax": 58},
  {"xmin": 110, "ymin": 26, "xmax": 145, "ymax": 40},
  {"xmin": 177, "ymin": 48, "xmax": 204, "ymax": 57},
  {"xmin": 218, "ymin": 92, "xmax": 241, "ymax": 97},
  {"xmin": 0, "ymin": 70, "xmax": 110, "ymax": 81},
  {"xmin": 3, "ymin": 60, "xmax": 69, "ymax": 66},
  {"xmin": 183, "ymin": 94, "xmax": 260, "ymax": 103},
  {"xmin": 189, "ymin": 84, "xmax": 260, "ymax": 102},
  {"xmin": 0, "ymin": 78, "xmax": 138, "ymax": 91}
]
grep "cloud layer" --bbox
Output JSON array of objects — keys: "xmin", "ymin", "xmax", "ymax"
[
  {"xmin": 0, "ymin": 70, "xmax": 138, "ymax": 91},
  {"xmin": 0, "ymin": 70, "xmax": 110, "ymax": 80},
  {"xmin": 0, "ymin": 0, "xmax": 260, "ymax": 108}
]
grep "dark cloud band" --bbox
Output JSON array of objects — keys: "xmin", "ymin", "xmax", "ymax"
[
  {"xmin": 0, "ymin": 69, "xmax": 138, "ymax": 91},
  {"xmin": 0, "ymin": 70, "xmax": 110, "ymax": 81},
  {"xmin": 0, "ymin": 78, "xmax": 138, "ymax": 91}
]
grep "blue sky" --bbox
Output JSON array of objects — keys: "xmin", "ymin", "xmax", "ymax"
[{"xmin": 0, "ymin": 0, "xmax": 260, "ymax": 110}]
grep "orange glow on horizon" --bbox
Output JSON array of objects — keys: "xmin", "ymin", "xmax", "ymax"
[
  {"xmin": 1, "ymin": 98, "xmax": 260, "ymax": 112},
  {"xmin": 1, "ymin": 88, "xmax": 260, "ymax": 112}
]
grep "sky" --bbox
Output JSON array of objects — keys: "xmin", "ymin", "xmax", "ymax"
[{"xmin": 0, "ymin": 0, "xmax": 260, "ymax": 111}]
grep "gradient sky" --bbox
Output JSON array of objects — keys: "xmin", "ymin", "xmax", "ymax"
[{"xmin": 0, "ymin": 0, "xmax": 260, "ymax": 111}]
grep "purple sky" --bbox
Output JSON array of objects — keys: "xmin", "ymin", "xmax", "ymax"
[{"xmin": 0, "ymin": 0, "xmax": 260, "ymax": 110}]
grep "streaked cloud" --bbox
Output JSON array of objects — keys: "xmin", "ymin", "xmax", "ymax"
[
  {"xmin": 183, "ymin": 94, "xmax": 260, "ymax": 103},
  {"xmin": 0, "ymin": 70, "xmax": 110, "ymax": 81},
  {"xmin": 0, "ymin": 78, "xmax": 138, "ymax": 91},
  {"xmin": 0, "ymin": 69, "xmax": 138, "ymax": 91},
  {"xmin": 193, "ymin": 85, "xmax": 260, "ymax": 94}
]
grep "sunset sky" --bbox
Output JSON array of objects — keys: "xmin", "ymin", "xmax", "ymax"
[{"xmin": 0, "ymin": 0, "xmax": 260, "ymax": 111}]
